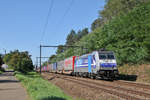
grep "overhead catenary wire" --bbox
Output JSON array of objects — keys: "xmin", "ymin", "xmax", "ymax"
[
  {"xmin": 56, "ymin": 0, "xmax": 74, "ymax": 27},
  {"xmin": 40, "ymin": 0, "xmax": 54, "ymax": 44},
  {"xmin": 40, "ymin": 0, "xmax": 74, "ymax": 44},
  {"xmin": 38, "ymin": 0, "xmax": 74, "ymax": 71}
]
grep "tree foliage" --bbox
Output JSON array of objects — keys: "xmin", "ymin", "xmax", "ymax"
[
  {"xmin": 0, "ymin": 54, "xmax": 3, "ymax": 67},
  {"xmin": 56, "ymin": 45, "xmax": 65, "ymax": 54},
  {"xmin": 65, "ymin": 28, "xmax": 89, "ymax": 46},
  {"xmin": 76, "ymin": 28, "xmax": 89, "ymax": 41},
  {"xmin": 66, "ymin": 29, "xmax": 76, "ymax": 46},
  {"xmin": 91, "ymin": 18, "xmax": 103, "ymax": 31},
  {"xmin": 100, "ymin": 0, "xmax": 149, "ymax": 24},
  {"xmin": 52, "ymin": 2, "xmax": 150, "ymax": 65},
  {"xmin": 3, "ymin": 50, "xmax": 33, "ymax": 73},
  {"xmin": 48, "ymin": 54, "xmax": 57, "ymax": 63},
  {"xmin": 0, "ymin": 54, "xmax": 4, "ymax": 71}
]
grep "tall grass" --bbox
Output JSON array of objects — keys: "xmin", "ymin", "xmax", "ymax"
[{"xmin": 15, "ymin": 72, "xmax": 72, "ymax": 100}]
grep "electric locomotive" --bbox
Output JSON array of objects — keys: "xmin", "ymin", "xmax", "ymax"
[
  {"xmin": 74, "ymin": 50, "xmax": 119, "ymax": 79},
  {"xmin": 46, "ymin": 50, "xmax": 119, "ymax": 80}
]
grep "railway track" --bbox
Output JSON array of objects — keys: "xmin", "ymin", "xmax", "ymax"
[
  {"xmin": 60, "ymin": 77, "xmax": 143, "ymax": 100},
  {"xmin": 65, "ymin": 77, "xmax": 150, "ymax": 98},
  {"xmin": 42, "ymin": 72, "xmax": 150, "ymax": 100},
  {"xmin": 60, "ymin": 76, "xmax": 150, "ymax": 99},
  {"xmin": 115, "ymin": 80, "xmax": 150, "ymax": 90},
  {"xmin": 45, "ymin": 72, "xmax": 150, "ymax": 90}
]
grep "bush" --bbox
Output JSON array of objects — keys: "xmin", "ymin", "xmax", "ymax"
[{"xmin": 3, "ymin": 50, "xmax": 34, "ymax": 73}]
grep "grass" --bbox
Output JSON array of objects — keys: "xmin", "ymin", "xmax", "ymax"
[
  {"xmin": 0, "ymin": 71, "xmax": 3, "ymax": 74},
  {"xmin": 15, "ymin": 72, "xmax": 73, "ymax": 100}
]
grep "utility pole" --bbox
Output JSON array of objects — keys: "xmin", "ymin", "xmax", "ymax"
[
  {"xmin": 39, "ymin": 45, "xmax": 42, "ymax": 74},
  {"xmin": 4, "ymin": 49, "xmax": 6, "ymax": 55}
]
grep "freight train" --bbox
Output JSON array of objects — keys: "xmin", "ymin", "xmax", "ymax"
[{"xmin": 41, "ymin": 50, "xmax": 119, "ymax": 80}]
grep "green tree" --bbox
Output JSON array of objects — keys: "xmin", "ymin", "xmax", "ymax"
[
  {"xmin": 56, "ymin": 45, "xmax": 64, "ymax": 54},
  {"xmin": 91, "ymin": 18, "xmax": 103, "ymax": 31},
  {"xmin": 0, "ymin": 54, "xmax": 3, "ymax": 67},
  {"xmin": 42, "ymin": 61, "xmax": 48, "ymax": 67},
  {"xmin": 56, "ymin": 2, "xmax": 150, "ymax": 65},
  {"xmin": 80, "ymin": 28, "xmax": 89, "ymax": 37},
  {"xmin": 48, "ymin": 1, "xmax": 150, "ymax": 66},
  {"xmin": 100, "ymin": 0, "xmax": 149, "ymax": 23},
  {"xmin": 76, "ymin": 28, "xmax": 89, "ymax": 41},
  {"xmin": 48, "ymin": 54, "xmax": 57, "ymax": 63},
  {"xmin": 3, "ymin": 50, "xmax": 33, "ymax": 73},
  {"xmin": 66, "ymin": 29, "xmax": 76, "ymax": 45},
  {"xmin": 0, "ymin": 54, "xmax": 4, "ymax": 71}
]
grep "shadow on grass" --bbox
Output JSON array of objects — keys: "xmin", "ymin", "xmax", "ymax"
[
  {"xmin": 0, "ymin": 80, "xmax": 19, "ymax": 83},
  {"xmin": 26, "ymin": 74, "xmax": 40, "ymax": 78},
  {"xmin": 20, "ymin": 72, "xmax": 41, "ymax": 78},
  {"xmin": 117, "ymin": 74, "xmax": 137, "ymax": 81},
  {"xmin": 39, "ymin": 96, "xmax": 66, "ymax": 100}
]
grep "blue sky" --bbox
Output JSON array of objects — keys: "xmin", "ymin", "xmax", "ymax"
[{"xmin": 0, "ymin": 0, "xmax": 105, "ymax": 64}]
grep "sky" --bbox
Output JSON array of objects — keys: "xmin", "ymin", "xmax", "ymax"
[{"xmin": 0, "ymin": 0, "xmax": 105, "ymax": 65}]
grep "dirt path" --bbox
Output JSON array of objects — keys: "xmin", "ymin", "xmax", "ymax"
[{"xmin": 0, "ymin": 71, "xmax": 28, "ymax": 100}]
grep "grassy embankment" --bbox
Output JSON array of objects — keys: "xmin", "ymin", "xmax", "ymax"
[
  {"xmin": 119, "ymin": 64, "xmax": 150, "ymax": 83},
  {"xmin": 0, "ymin": 71, "xmax": 3, "ymax": 74},
  {"xmin": 15, "ymin": 72, "xmax": 72, "ymax": 100},
  {"xmin": 0, "ymin": 67, "xmax": 5, "ymax": 74}
]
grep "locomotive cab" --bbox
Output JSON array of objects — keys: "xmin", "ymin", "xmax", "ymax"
[{"xmin": 97, "ymin": 51, "xmax": 119, "ymax": 79}]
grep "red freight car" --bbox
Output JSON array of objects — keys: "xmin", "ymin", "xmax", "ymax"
[{"xmin": 63, "ymin": 56, "xmax": 76, "ymax": 74}]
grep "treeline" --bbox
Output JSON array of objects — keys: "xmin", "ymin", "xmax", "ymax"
[
  {"xmin": 48, "ymin": 0, "xmax": 150, "ymax": 65},
  {"xmin": 46, "ymin": 28, "xmax": 89, "ymax": 64},
  {"xmin": 55, "ymin": 28, "xmax": 89, "ymax": 54},
  {"xmin": 0, "ymin": 55, "xmax": 4, "ymax": 71},
  {"xmin": 3, "ymin": 50, "xmax": 34, "ymax": 73},
  {"xmin": 0, "ymin": 55, "xmax": 3, "ymax": 67},
  {"xmin": 92, "ymin": 0, "xmax": 149, "ymax": 30}
]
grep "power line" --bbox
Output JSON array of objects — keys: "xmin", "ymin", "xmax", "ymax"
[
  {"xmin": 40, "ymin": 0, "xmax": 54, "ymax": 44},
  {"xmin": 56, "ymin": 0, "xmax": 74, "ymax": 27}
]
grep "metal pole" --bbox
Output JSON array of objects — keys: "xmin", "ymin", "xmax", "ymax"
[
  {"xmin": 36, "ymin": 57, "xmax": 38, "ymax": 70},
  {"xmin": 3, "ymin": 48, "xmax": 6, "ymax": 55},
  {"xmin": 4, "ymin": 50, "xmax": 6, "ymax": 55},
  {"xmin": 40, "ymin": 45, "xmax": 42, "ymax": 74}
]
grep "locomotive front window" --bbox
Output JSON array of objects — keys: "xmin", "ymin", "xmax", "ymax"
[
  {"xmin": 99, "ymin": 53, "xmax": 115, "ymax": 60},
  {"xmin": 107, "ymin": 54, "xmax": 115, "ymax": 59},
  {"xmin": 99, "ymin": 54, "xmax": 107, "ymax": 59}
]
